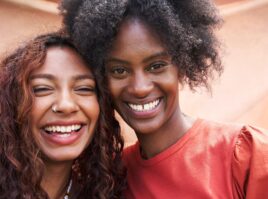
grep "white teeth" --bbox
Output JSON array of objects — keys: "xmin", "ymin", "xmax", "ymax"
[
  {"xmin": 128, "ymin": 99, "xmax": 160, "ymax": 112},
  {"xmin": 57, "ymin": 126, "xmax": 61, "ymax": 132},
  {"xmin": 57, "ymin": 133, "xmax": 70, "ymax": 138},
  {"xmin": 44, "ymin": 124, "xmax": 82, "ymax": 133},
  {"xmin": 67, "ymin": 126, "xmax": 72, "ymax": 132}
]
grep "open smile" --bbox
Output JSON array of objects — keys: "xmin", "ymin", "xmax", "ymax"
[
  {"xmin": 127, "ymin": 98, "xmax": 161, "ymax": 112},
  {"xmin": 41, "ymin": 123, "xmax": 86, "ymax": 144},
  {"xmin": 43, "ymin": 124, "xmax": 83, "ymax": 134}
]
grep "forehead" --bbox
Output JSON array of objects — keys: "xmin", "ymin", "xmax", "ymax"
[
  {"xmin": 109, "ymin": 19, "xmax": 166, "ymax": 54},
  {"xmin": 33, "ymin": 46, "xmax": 92, "ymax": 75}
]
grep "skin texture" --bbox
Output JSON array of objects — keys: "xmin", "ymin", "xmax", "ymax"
[
  {"xmin": 30, "ymin": 46, "xmax": 99, "ymax": 198},
  {"xmin": 30, "ymin": 46, "xmax": 99, "ymax": 163},
  {"xmin": 106, "ymin": 19, "xmax": 193, "ymax": 158}
]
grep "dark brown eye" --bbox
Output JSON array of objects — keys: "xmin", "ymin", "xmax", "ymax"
[
  {"xmin": 113, "ymin": 67, "xmax": 127, "ymax": 74},
  {"xmin": 109, "ymin": 66, "xmax": 129, "ymax": 79},
  {"xmin": 147, "ymin": 62, "xmax": 167, "ymax": 72}
]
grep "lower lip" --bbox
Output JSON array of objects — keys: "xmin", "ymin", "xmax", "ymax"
[
  {"xmin": 126, "ymin": 99, "xmax": 162, "ymax": 119},
  {"xmin": 41, "ymin": 126, "xmax": 85, "ymax": 146}
]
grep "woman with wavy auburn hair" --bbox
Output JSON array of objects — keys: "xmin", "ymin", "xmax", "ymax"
[{"xmin": 0, "ymin": 32, "xmax": 125, "ymax": 199}]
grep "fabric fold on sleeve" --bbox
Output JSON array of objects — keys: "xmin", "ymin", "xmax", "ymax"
[{"xmin": 232, "ymin": 125, "xmax": 268, "ymax": 199}]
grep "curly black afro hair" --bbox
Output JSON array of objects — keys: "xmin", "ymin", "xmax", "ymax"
[{"xmin": 60, "ymin": 0, "xmax": 223, "ymax": 89}]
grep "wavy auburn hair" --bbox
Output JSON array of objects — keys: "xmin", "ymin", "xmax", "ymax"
[{"xmin": 0, "ymin": 32, "xmax": 125, "ymax": 199}]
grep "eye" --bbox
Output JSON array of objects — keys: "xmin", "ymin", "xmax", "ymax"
[
  {"xmin": 74, "ymin": 86, "xmax": 96, "ymax": 96},
  {"xmin": 147, "ymin": 62, "xmax": 167, "ymax": 72},
  {"xmin": 108, "ymin": 66, "xmax": 129, "ymax": 79},
  {"xmin": 32, "ymin": 86, "xmax": 53, "ymax": 96}
]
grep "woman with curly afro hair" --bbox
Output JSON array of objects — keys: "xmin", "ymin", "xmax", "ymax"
[
  {"xmin": 0, "ymin": 32, "xmax": 125, "ymax": 199},
  {"xmin": 61, "ymin": 0, "xmax": 268, "ymax": 198}
]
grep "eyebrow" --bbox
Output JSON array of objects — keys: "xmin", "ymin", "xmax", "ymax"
[
  {"xmin": 106, "ymin": 58, "xmax": 129, "ymax": 65},
  {"xmin": 142, "ymin": 51, "xmax": 169, "ymax": 63},
  {"xmin": 73, "ymin": 74, "xmax": 94, "ymax": 81},
  {"xmin": 30, "ymin": 74, "xmax": 94, "ymax": 81},
  {"xmin": 106, "ymin": 51, "xmax": 169, "ymax": 64},
  {"xmin": 30, "ymin": 74, "xmax": 55, "ymax": 80}
]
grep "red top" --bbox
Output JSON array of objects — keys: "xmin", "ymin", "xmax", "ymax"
[{"xmin": 123, "ymin": 119, "xmax": 268, "ymax": 199}]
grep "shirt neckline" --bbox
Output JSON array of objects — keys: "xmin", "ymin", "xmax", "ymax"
[{"xmin": 134, "ymin": 118, "xmax": 204, "ymax": 167}]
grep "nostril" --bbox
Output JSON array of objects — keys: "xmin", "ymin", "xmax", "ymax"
[
  {"xmin": 53, "ymin": 101, "xmax": 79, "ymax": 114},
  {"xmin": 129, "ymin": 84, "xmax": 153, "ymax": 98}
]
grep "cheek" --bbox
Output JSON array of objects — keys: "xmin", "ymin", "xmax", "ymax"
[
  {"xmin": 31, "ymin": 97, "xmax": 52, "ymax": 125},
  {"xmin": 163, "ymin": 70, "xmax": 180, "ymax": 91},
  {"xmin": 165, "ymin": 77, "xmax": 179, "ymax": 91},
  {"xmin": 108, "ymin": 79, "xmax": 123, "ymax": 99},
  {"xmin": 81, "ymin": 96, "xmax": 100, "ymax": 121},
  {"xmin": 164, "ymin": 81, "xmax": 179, "ymax": 99},
  {"xmin": 154, "ymin": 72, "xmax": 179, "ymax": 89}
]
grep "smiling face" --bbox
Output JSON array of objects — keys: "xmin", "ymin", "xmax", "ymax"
[
  {"xmin": 30, "ymin": 46, "xmax": 99, "ymax": 163},
  {"xmin": 106, "ymin": 19, "xmax": 181, "ymax": 135}
]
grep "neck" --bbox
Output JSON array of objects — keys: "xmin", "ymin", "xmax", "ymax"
[
  {"xmin": 137, "ymin": 108, "xmax": 195, "ymax": 159},
  {"xmin": 41, "ymin": 160, "xmax": 73, "ymax": 199}
]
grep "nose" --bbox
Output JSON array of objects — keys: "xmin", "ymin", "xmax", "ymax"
[
  {"xmin": 53, "ymin": 90, "xmax": 79, "ymax": 114},
  {"xmin": 128, "ymin": 71, "xmax": 153, "ymax": 98}
]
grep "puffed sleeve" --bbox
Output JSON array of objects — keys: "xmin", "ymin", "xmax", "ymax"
[{"xmin": 232, "ymin": 125, "xmax": 268, "ymax": 199}]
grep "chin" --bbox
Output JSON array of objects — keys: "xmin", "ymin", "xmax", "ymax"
[
  {"xmin": 131, "ymin": 123, "xmax": 160, "ymax": 135},
  {"xmin": 42, "ymin": 148, "xmax": 85, "ymax": 163},
  {"xmin": 123, "ymin": 110, "xmax": 165, "ymax": 134}
]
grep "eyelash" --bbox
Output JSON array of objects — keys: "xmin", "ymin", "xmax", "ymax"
[
  {"xmin": 147, "ymin": 62, "xmax": 167, "ymax": 72},
  {"xmin": 32, "ymin": 85, "xmax": 95, "ymax": 97},
  {"xmin": 75, "ymin": 86, "xmax": 95, "ymax": 92},
  {"xmin": 111, "ymin": 67, "xmax": 128, "ymax": 74},
  {"xmin": 109, "ymin": 67, "xmax": 129, "ymax": 78},
  {"xmin": 32, "ymin": 86, "xmax": 52, "ymax": 93},
  {"xmin": 107, "ymin": 61, "xmax": 168, "ymax": 79}
]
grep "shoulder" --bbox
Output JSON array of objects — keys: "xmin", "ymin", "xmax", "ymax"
[
  {"xmin": 197, "ymin": 119, "xmax": 241, "ymax": 133},
  {"xmin": 190, "ymin": 119, "xmax": 267, "ymax": 159},
  {"xmin": 232, "ymin": 125, "xmax": 268, "ymax": 197},
  {"xmin": 233, "ymin": 125, "xmax": 268, "ymax": 164},
  {"xmin": 232, "ymin": 125, "xmax": 268, "ymax": 169},
  {"xmin": 194, "ymin": 119, "xmax": 243, "ymax": 144},
  {"xmin": 198, "ymin": 120, "xmax": 268, "ymax": 156}
]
